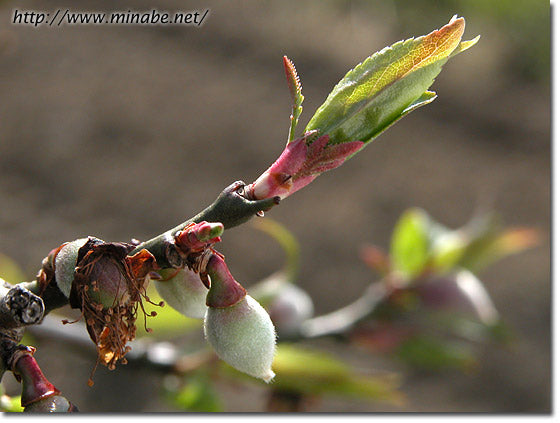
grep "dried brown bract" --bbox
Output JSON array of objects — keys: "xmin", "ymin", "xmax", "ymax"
[{"xmin": 68, "ymin": 239, "xmax": 157, "ymax": 373}]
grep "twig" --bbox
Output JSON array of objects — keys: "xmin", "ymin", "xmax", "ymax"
[
  {"xmin": 298, "ymin": 282, "xmax": 388, "ymax": 338},
  {"xmin": 130, "ymin": 181, "xmax": 280, "ymax": 268}
]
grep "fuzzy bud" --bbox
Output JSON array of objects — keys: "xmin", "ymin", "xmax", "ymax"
[
  {"xmin": 154, "ymin": 268, "xmax": 208, "ymax": 319},
  {"xmin": 53, "ymin": 238, "xmax": 89, "ymax": 298},
  {"xmin": 204, "ymin": 295, "xmax": 276, "ymax": 382},
  {"xmin": 250, "ymin": 273, "xmax": 313, "ymax": 338},
  {"xmin": 24, "ymin": 396, "xmax": 78, "ymax": 413}
]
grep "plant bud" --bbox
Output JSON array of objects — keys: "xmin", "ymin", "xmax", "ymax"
[
  {"xmin": 204, "ymin": 295, "xmax": 277, "ymax": 382},
  {"xmin": 154, "ymin": 268, "xmax": 208, "ymax": 319},
  {"xmin": 54, "ymin": 238, "xmax": 89, "ymax": 298},
  {"xmin": 24, "ymin": 396, "xmax": 78, "ymax": 412},
  {"xmin": 250, "ymin": 272, "xmax": 313, "ymax": 338},
  {"xmin": 415, "ymin": 270, "xmax": 499, "ymax": 325}
]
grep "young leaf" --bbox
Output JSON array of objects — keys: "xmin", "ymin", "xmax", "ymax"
[
  {"xmin": 305, "ymin": 16, "xmax": 478, "ymax": 149},
  {"xmin": 396, "ymin": 335, "xmax": 477, "ymax": 372},
  {"xmin": 390, "ymin": 208, "xmax": 430, "ymax": 280},
  {"xmin": 283, "ymin": 56, "xmax": 305, "ymax": 143}
]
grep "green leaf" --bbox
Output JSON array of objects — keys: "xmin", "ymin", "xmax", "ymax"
[
  {"xmin": 0, "ymin": 393, "xmax": 24, "ymax": 412},
  {"xmin": 305, "ymin": 16, "xmax": 478, "ymax": 149},
  {"xmin": 430, "ymin": 230, "xmax": 468, "ymax": 273},
  {"xmin": 268, "ymin": 344, "xmax": 403, "ymax": 405},
  {"xmin": 397, "ymin": 336, "xmax": 477, "ymax": 372},
  {"xmin": 390, "ymin": 208, "xmax": 430, "ymax": 279},
  {"xmin": 457, "ymin": 215, "xmax": 539, "ymax": 272}
]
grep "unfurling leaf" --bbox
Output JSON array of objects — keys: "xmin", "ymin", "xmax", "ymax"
[
  {"xmin": 249, "ymin": 132, "xmax": 363, "ymax": 200},
  {"xmin": 305, "ymin": 16, "xmax": 478, "ymax": 149},
  {"xmin": 249, "ymin": 17, "xmax": 477, "ymax": 202},
  {"xmin": 283, "ymin": 56, "xmax": 305, "ymax": 143}
]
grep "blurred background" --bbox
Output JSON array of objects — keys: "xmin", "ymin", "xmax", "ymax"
[{"xmin": 0, "ymin": 0, "xmax": 550, "ymax": 413}]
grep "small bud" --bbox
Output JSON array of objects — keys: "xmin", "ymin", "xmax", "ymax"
[
  {"xmin": 250, "ymin": 273, "xmax": 313, "ymax": 338},
  {"xmin": 175, "ymin": 221, "xmax": 223, "ymax": 255},
  {"xmin": 204, "ymin": 295, "xmax": 276, "ymax": 382},
  {"xmin": 24, "ymin": 395, "xmax": 78, "ymax": 412},
  {"xmin": 196, "ymin": 222, "xmax": 224, "ymax": 242},
  {"xmin": 54, "ymin": 238, "xmax": 89, "ymax": 298},
  {"xmin": 154, "ymin": 268, "xmax": 208, "ymax": 319}
]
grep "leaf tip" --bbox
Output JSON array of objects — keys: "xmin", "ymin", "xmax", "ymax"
[{"xmin": 283, "ymin": 55, "xmax": 301, "ymax": 101}]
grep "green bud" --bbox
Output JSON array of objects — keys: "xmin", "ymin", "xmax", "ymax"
[
  {"xmin": 154, "ymin": 268, "xmax": 208, "ymax": 319},
  {"xmin": 54, "ymin": 238, "xmax": 89, "ymax": 298},
  {"xmin": 204, "ymin": 295, "xmax": 276, "ymax": 382}
]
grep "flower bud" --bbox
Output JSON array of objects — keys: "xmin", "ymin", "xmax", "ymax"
[
  {"xmin": 154, "ymin": 268, "xmax": 208, "ymax": 319},
  {"xmin": 54, "ymin": 238, "xmax": 89, "ymax": 298},
  {"xmin": 204, "ymin": 295, "xmax": 276, "ymax": 383},
  {"xmin": 24, "ymin": 396, "xmax": 78, "ymax": 413},
  {"xmin": 250, "ymin": 272, "xmax": 313, "ymax": 338}
]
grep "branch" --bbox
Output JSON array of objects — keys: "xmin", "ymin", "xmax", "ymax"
[
  {"xmin": 130, "ymin": 181, "xmax": 280, "ymax": 268},
  {"xmin": 12, "ymin": 180, "xmax": 279, "ymax": 315}
]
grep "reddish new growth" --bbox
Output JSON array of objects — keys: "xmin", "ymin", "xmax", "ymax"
[
  {"xmin": 173, "ymin": 221, "xmax": 224, "ymax": 288},
  {"xmin": 68, "ymin": 239, "xmax": 158, "ymax": 378},
  {"xmin": 248, "ymin": 131, "xmax": 363, "ymax": 200}
]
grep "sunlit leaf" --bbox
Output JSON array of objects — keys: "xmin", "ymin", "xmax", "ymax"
[
  {"xmin": 390, "ymin": 208, "xmax": 430, "ymax": 279},
  {"xmin": 430, "ymin": 231, "xmax": 468, "ymax": 273},
  {"xmin": 305, "ymin": 16, "xmax": 478, "ymax": 150},
  {"xmin": 0, "ymin": 393, "xmax": 23, "ymax": 412}
]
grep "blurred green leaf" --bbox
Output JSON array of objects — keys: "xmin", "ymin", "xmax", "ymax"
[
  {"xmin": 137, "ymin": 286, "xmax": 202, "ymax": 338},
  {"xmin": 268, "ymin": 344, "xmax": 404, "ymax": 405},
  {"xmin": 390, "ymin": 208, "xmax": 430, "ymax": 279},
  {"xmin": 457, "ymin": 215, "xmax": 539, "ymax": 272},
  {"xmin": 305, "ymin": 16, "xmax": 477, "ymax": 148},
  {"xmin": 430, "ymin": 231, "xmax": 468, "ymax": 273},
  {"xmin": 397, "ymin": 335, "xmax": 476, "ymax": 372},
  {"xmin": 0, "ymin": 393, "xmax": 23, "ymax": 412},
  {"xmin": 169, "ymin": 372, "xmax": 222, "ymax": 412},
  {"xmin": 0, "ymin": 253, "xmax": 26, "ymax": 284}
]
